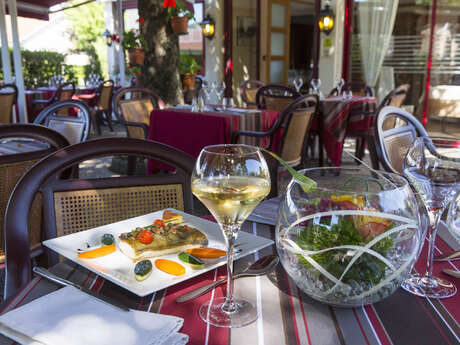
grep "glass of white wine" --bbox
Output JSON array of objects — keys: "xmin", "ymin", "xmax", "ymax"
[{"xmin": 192, "ymin": 144, "xmax": 271, "ymax": 327}]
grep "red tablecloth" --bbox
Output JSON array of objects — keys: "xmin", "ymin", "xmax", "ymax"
[
  {"xmin": 147, "ymin": 108, "xmax": 280, "ymax": 173},
  {"xmin": 320, "ymin": 96, "xmax": 377, "ymax": 166}
]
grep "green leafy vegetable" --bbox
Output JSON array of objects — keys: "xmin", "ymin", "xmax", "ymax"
[
  {"xmin": 295, "ymin": 217, "xmax": 393, "ymax": 286},
  {"xmin": 261, "ymin": 148, "xmax": 316, "ymax": 192}
]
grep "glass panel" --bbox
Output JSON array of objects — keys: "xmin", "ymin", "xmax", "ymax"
[
  {"xmin": 271, "ymin": 32, "xmax": 285, "ymax": 56},
  {"xmin": 271, "ymin": 4, "xmax": 286, "ymax": 28},
  {"xmin": 270, "ymin": 60, "xmax": 284, "ymax": 83}
]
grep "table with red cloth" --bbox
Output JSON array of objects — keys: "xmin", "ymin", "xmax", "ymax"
[
  {"xmin": 147, "ymin": 107, "xmax": 280, "ymax": 174},
  {"xmin": 319, "ymin": 96, "xmax": 377, "ymax": 166},
  {"xmin": 1, "ymin": 205, "xmax": 458, "ymax": 345}
]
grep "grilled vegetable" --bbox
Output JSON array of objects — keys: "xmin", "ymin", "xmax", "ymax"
[
  {"xmin": 101, "ymin": 233, "xmax": 115, "ymax": 246},
  {"xmin": 155, "ymin": 259, "xmax": 186, "ymax": 276},
  {"xmin": 134, "ymin": 260, "xmax": 153, "ymax": 281},
  {"xmin": 185, "ymin": 248, "xmax": 226, "ymax": 259},
  {"xmin": 178, "ymin": 252, "xmax": 205, "ymax": 269},
  {"xmin": 77, "ymin": 244, "xmax": 116, "ymax": 259}
]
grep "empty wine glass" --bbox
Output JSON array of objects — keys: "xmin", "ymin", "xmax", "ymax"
[
  {"xmin": 447, "ymin": 193, "xmax": 460, "ymax": 243},
  {"xmin": 216, "ymin": 82, "xmax": 226, "ymax": 106},
  {"xmin": 293, "ymin": 76, "xmax": 303, "ymax": 93},
  {"xmin": 202, "ymin": 83, "xmax": 212, "ymax": 105},
  {"xmin": 310, "ymin": 78, "xmax": 321, "ymax": 93},
  {"xmin": 192, "ymin": 145, "xmax": 271, "ymax": 327},
  {"xmin": 337, "ymin": 78, "xmax": 345, "ymax": 95},
  {"xmin": 343, "ymin": 89, "xmax": 353, "ymax": 99},
  {"xmin": 402, "ymin": 137, "xmax": 460, "ymax": 298}
]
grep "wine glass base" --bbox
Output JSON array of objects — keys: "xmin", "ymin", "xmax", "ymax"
[
  {"xmin": 401, "ymin": 274, "xmax": 457, "ymax": 298},
  {"xmin": 199, "ymin": 297, "xmax": 258, "ymax": 328}
]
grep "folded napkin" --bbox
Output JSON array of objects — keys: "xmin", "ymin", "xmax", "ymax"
[{"xmin": 0, "ymin": 286, "xmax": 188, "ymax": 345}]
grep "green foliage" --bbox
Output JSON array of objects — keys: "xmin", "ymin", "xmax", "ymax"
[
  {"xmin": 122, "ymin": 30, "xmax": 147, "ymax": 52},
  {"xmin": 65, "ymin": 0, "xmax": 106, "ymax": 79},
  {"xmin": 0, "ymin": 49, "xmax": 76, "ymax": 88},
  {"xmin": 296, "ymin": 216, "xmax": 393, "ymax": 286},
  {"xmin": 179, "ymin": 52, "xmax": 201, "ymax": 75},
  {"xmin": 167, "ymin": 1, "xmax": 194, "ymax": 20}
]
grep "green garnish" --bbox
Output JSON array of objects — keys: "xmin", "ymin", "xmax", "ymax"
[
  {"xmin": 101, "ymin": 233, "xmax": 115, "ymax": 246},
  {"xmin": 295, "ymin": 217, "xmax": 393, "ymax": 286},
  {"xmin": 178, "ymin": 252, "xmax": 205, "ymax": 269},
  {"xmin": 261, "ymin": 148, "xmax": 316, "ymax": 192}
]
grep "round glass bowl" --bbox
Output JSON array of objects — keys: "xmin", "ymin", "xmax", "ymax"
[{"xmin": 276, "ymin": 167, "xmax": 423, "ymax": 307}]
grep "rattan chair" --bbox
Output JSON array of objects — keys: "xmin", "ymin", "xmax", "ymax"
[
  {"xmin": 3, "ymin": 137, "xmax": 195, "ymax": 299},
  {"xmin": 113, "ymin": 87, "xmax": 164, "ymax": 140},
  {"xmin": 0, "ymin": 84, "xmax": 18, "ymax": 124},
  {"xmin": 33, "ymin": 100, "xmax": 91, "ymax": 145},
  {"xmin": 255, "ymin": 84, "xmax": 299, "ymax": 111},
  {"xmin": 92, "ymin": 80, "xmax": 115, "ymax": 134},
  {"xmin": 232, "ymin": 94, "xmax": 318, "ymax": 196},
  {"xmin": 374, "ymin": 106, "xmax": 428, "ymax": 174},
  {"xmin": 32, "ymin": 82, "xmax": 76, "ymax": 114},
  {"xmin": 377, "ymin": 84, "xmax": 410, "ymax": 131},
  {"xmin": 240, "ymin": 79, "xmax": 265, "ymax": 108},
  {"xmin": 0, "ymin": 124, "xmax": 69, "ymax": 267}
]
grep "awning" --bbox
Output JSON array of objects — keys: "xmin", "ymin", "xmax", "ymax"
[{"xmin": 6, "ymin": 1, "xmax": 79, "ymax": 21}]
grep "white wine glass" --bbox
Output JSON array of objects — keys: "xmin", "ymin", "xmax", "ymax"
[
  {"xmin": 192, "ymin": 144, "xmax": 271, "ymax": 327},
  {"xmin": 201, "ymin": 83, "xmax": 212, "ymax": 105},
  {"xmin": 216, "ymin": 82, "xmax": 226, "ymax": 106},
  {"xmin": 337, "ymin": 78, "xmax": 345, "ymax": 95},
  {"xmin": 402, "ymin": 137, "xmax": 460, "ymax": 298}
]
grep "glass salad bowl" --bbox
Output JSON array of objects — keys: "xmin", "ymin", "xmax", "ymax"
[{"xmin": 276, "ymin": 167, "xmax": 423, "ymax": 307}]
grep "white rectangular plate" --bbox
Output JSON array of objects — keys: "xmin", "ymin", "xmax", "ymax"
[{"xmin": 43, "ymin": 209, "xmax": 274, "ymax": 297}]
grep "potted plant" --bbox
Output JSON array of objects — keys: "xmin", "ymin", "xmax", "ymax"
[
  {"xmin": 164, "ymin": 0, "xmax": 194, "ymax": 34},
  {"xmin": 179, "ymin": 53, "xmax": 201, "ymax": 89},
  {"xmin": 121, "ymin": 17, "xmax": 147, "ymax": 65}
]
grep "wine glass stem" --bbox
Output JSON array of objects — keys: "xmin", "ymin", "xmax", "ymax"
[
  {"xmin": 222, "ymin": 224, "xmax": 238, "ymax": 314},
  {"xmin": 425, "ymin": 210, "xmax": 442, "ymax": 279}
]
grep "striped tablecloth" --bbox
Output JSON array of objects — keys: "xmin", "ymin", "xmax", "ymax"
[{"xmin": 1, "ymin": 216, "xmax": 459, "ymax": 345}]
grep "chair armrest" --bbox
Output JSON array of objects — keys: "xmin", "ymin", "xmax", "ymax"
[
  {"xmin": 123, "ymin": 121, "xmax": 149, "ymax": 139},
  {"xmin": 231, "ymin": 129, "xmax": 274, "ymax": 149}
]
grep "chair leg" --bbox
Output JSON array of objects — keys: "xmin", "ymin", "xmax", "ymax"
[
  {"xmin": 104, "ymin": 110, "xmax": 114, "ymax": 132},
  {"xmin": 91, "ymin": 110, "xmax": 102, "ymax": 135},
  {"xmin": 127, "ymin": 156, "xmax": 137, "ymax": 176}
]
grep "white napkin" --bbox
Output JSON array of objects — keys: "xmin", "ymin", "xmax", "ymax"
[{"xmin": 0, "ymin": 286, "xmax": 188, "ymax": 345}]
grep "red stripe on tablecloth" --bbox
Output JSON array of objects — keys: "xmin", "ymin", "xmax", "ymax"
[
  {"xmin": 285, "ymin": 271, "xmax": 302, "ymax": 345},
  {"xmin": 10, "ymin": 278, "xmax": 42, "ymax": 312},
  {"xmin": 137, "ymin": 296, "xmax": 145, "ymax": 311},
  {"xmin": 413, "ymin": 235, "xmax": 460, "ymax": 323},
  {"xmin": 364, "ymin": 305, "xmax": 392, "ymax": 345},
  {"xmin": 158, "ymin": 266, "xmax": 229, "ymax": 345},
  {"xmin": 296, "ymin": 286, "xmax": 312, "ymax": 345},
  {"xmin": 90, "ymin": 276, "xmax": 105, "ymax": 292},
  {"xmin": 81, "ymin": 270, "xmax": 92, "ymax": 288},
  {"xmin": 352, "ymin": 308, "xmax": 371, "ymax": 345},
  {"xmin": 415, "ymin": 296, "xmax": 453, "ymax": 345}
]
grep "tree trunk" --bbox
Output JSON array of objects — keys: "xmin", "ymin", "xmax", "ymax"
[{"xmin": 138, "ymin": 0, "xmax": 183, "ymax": 105}]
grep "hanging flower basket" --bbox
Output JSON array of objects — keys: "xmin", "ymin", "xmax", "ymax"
[
  {"xmin": 181, "ymin": 73, "xmax": 195, "ymax": 90},
  {"xmin": 128, "ymin": 48, "xmax": 145, "ymax": 66},
  {"xmin": 170, "ymin": 16, "xmax": 189, "ymax": 34}
]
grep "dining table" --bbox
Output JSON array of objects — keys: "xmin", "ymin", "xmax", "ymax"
[
  {"xmin": 0, "ymin": 198, "xmax": 458, "ymax": 345},
  {"xmin": 147, "ymin": 106, "xmax": 280, "ymax": 174},
  {"xmin": 319, "ymin": 96, "xmax": 378, "ymax": 167}
]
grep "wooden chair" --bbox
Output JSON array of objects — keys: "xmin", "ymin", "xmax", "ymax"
[
  {"xmin": 240, "ymin": 80, "xmax": 265, "ymax": 108},
  {"xmin": 377, "ymin": 84, "xmax": 410, "ymax": 131},
  {"xmin": 0, "ymin": 124, "xmax": 69, "ymax": 267},
  {"xmin": 329, "ymin": 82, "xmax": 374, "ymax": 97},
  {"xmin": 3, "ymin": 137, "xmax": 195, "ymax": 299},
  {"xmin": 374, "ymin": 106, "xmax": 428, "ymax": 174},
  {"xmin": 32, "ymin": 82, "xmax": 76, "ymax": 113},
  {"xmin": 0, "ymin": 84, "xmax": 18, "ymax": 124},
  {"xmin": 232, "ymin": 94, "xmax": 318, "ymax": 195},
  {"xmin": 113, "ymin": 87, "xmax": 164, "ymax": 140},
  {"xmin": 92, "ymin": 80, "xmax": 115, "ymax": 134},
  {"xmin": 33, "ymin": 100, "xmax": 91, "ymax": 145},
  {"xmin": 255, "ymin": 84, "xmax": 299, "ymax": 111}
]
